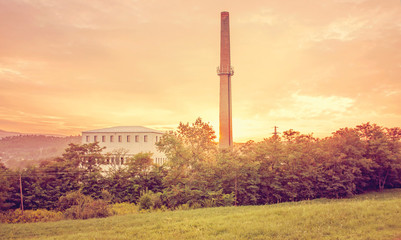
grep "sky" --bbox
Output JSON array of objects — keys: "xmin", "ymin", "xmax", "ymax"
[{"xmin": 0, "ymin": 0, "xmax": 400, "ymax": 142}]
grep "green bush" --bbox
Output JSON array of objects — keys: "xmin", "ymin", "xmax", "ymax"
[
  {"xmin": 201, "ymin": 191, "xmax": 234, "ymax": 208},
  {"xmin": 111, "ymin": 202, "xmax": 138, "ymax": 215},
  {"xmin": 201, "ymin": 199, "xmax": 215, "ymax": 208},
  {"xmin": 175, "ymin": 203, "xmax": 191, "ymax": 211},
  {"xmin": 151, "ymin": 192, "xmax": 163, "ymax": 209},
  {"xmin": 221, "ymin": 193, "xmax": 235, "ymax": 206},
  {"xmin": 138, "ymin": 190, "xmax": 163, "ymax": 210},
  {"xmin": 58, "ymin": 191, "xmax": 92, "ymax": 211},
  {"xmin": 64, "ymin": 199, "xmax": 110, "ymax": 219},
  {"xmin": 58, "ymin": 191, "xmax": 111, "ymax": 220},
  {"xmin": 139, "ymin": 192, "xmax": 153, "ymax": 210},
  {"xmin": 100, "ymin": 189, "xmax": 113, "ymax": 203}
]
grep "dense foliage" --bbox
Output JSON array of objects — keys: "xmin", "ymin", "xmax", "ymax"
[{"xmin": 1, "ymin": 119, "xmax": 400, "ymax": 223}]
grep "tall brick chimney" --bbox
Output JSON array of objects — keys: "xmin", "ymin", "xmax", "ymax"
[{"xmin": 218, "ymin": 11, "xmax": 233, "ymax": 148}]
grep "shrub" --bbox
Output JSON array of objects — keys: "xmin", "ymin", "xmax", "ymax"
[
  {"xmin": 58, "ymin": 191, "xmax": 92, "ymax": 211},
  {"xmin": 111, "ymin": 202, "xmax": 138, "ymax": 215},
  {"xmin": 139, "ymin": 192, "xmax": 153, "ymax": 210},
  {"xmin": 190, "ymin": 202, "xmax": 202, "ymax": 209},
  {"xmin": 202, "ymin": 191, "xmax": 234, "ymax": 208},
  {"xmin": 175, "ymin": 203, "xmax": 191, "ymax": 211},
  {"xmin": 151, "ymin": 192, "xmax": 163, "ymax": 209},
  {"xmin": 64, "ymin": 199, "xmax": 110, "ymax": 219},
  {"xmin": 58, "ymin": 191, "xmax": 111, "ymax": 220},
  {"xmin": 202, "ymin": 199, "xmax": 215, "ymax": 208},
  {"xmin": 100, "ymin": 189, "xmax": 113, "ymax": 203},
  {"xmin": 138, "ymin": 190, "xmax": 163, "ymax": 210},
  {"xmin": 221, "ymin": 193, "xmax": 235, "ymax": 206},
  {"xmin": 0, "ymin": 209, "xmax": 63, "ymax": 223}
]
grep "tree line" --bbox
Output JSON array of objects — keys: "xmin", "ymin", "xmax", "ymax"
[{"xmin": 1, "ymin": 119, "xmax": 401, "ymax": 214}]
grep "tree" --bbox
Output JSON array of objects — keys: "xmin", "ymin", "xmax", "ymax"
[
  {"xmin": 356, "ymin": 123, "xmax": 401, "ymax": 190},
  {"xmin": 127, "ymin": 152, "xmax": 153, "ymax": 176},
  {"xmin": 0, "ymin": 162, "xmax": 14, "ymax": 211},
  {"xmin": 36, "ymin": 159, "xmax": 81, "ymax": 209},
  {"xmin": 102, "ymin": 152, "xmax": 166, "ymax": 204},
  {"xmin": 156, "ymin": 118, "xmax": 220, "ymax": 207},
  {"xmin": 253, "ymin": 133, "xmax": 318, "ymax": 204},
  {"xmin": 128, "ymin": 152, "xmax": 166, "ymax": 197},
  {"xmin": 104, "ymin": 168, "xmax": 135, "ymax": 203},
  {"xmin": 61, "ymin": 143, "xmax": 105, "ymax": 173},
  {"xmin": 322, "ymin": 128, "xmax": 373, "ymax": 195},
  {"xmin": 157, "ymin": 118, "xmax": 218, "ymax": 187},
  {"xmin": 216, "ymin": 149, "xmax": 260, "ymax": 205},
  {"xmin": 59, "ymin": 143, "xmax": 106, "ymax": 199}
]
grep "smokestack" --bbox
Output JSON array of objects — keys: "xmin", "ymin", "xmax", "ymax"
[{"xmin": 218, "ymin": 11, "xmax": 233, "ymax": 148}]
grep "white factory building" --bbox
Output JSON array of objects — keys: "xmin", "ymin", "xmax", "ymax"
[{"xmin": 82, "ymin": 126, "xmax": 167, "ymax": 166}]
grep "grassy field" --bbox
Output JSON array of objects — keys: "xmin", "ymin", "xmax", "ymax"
[{"xmin": 1, "ymin": 189, "xmax": 401, "ymax": 240}]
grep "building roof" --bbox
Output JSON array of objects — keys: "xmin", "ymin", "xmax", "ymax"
[{"xmin": 82, "ymin": 126, "xmax": 164, "ymax": 134}]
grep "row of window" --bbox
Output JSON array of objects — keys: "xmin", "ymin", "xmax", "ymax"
[
  {"xmin": 154, "ymin": 157, "xmax": 167, "ymax": 165},
  {"xmin": 106, "ymin": 157, "xmax": 166, "ymax": 166},
  {"xmin": 81, "ymin": 157, "xmax": 167, "ymax": 166},
  {"xmin": 85, "ymin": 135, "xmax": 161, "ymax": 143}
]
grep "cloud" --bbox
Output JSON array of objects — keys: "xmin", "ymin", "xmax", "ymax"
[
  {"xmin": 333, "ymin": 0, "xmax": 369, "ymax": 3},
  {"xmin": 299, "ymin": 2, "xmax": 400, "ymax": 50},
  {"xmin": 268, "ymin": 93, "xmax": 355, "ymax": 120},
  {"xmin": 308, "ymin": 17, "xmax": 369, "ymax": 42},
  {"xmin": 238, "ymin": 9, "xmax": 277, "ymax": 25},
  {"xmin": 0, "ymin": 67, "xmax": 25, "ymax": 83},
  {"xmin": 0, "ymin": 68, "xmax": 23, "ymax": 76},
  {"xmin": 0, "ymin": 0, "xmax": 400, "ymax": 141}
]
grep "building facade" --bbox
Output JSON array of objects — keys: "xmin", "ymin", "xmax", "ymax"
[{"xmin": 82, "ymin": 126, "xmax": 167, "ymax": 166}]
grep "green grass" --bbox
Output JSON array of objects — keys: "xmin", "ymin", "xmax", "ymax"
[{"xmin": 2, "ymin": 189, "xmax": 401, "ymax": 240}]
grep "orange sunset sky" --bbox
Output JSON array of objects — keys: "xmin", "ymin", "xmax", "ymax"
[{"xmin": 0, "ymin": 0, "xmax": 400, "ymax": 142}]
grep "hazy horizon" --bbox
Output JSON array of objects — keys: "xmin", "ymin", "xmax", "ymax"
[{"xmin": 1, "ymin": 0, "xmax": 400, "ymax": 142}]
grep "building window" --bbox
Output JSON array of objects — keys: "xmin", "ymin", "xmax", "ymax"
[
  {"xmin": 127, "ymin": 135, "xmax": 131, "ymax": 142},
  {"xmin": 94, "ymin": 136, "xmax": 98, "ymax": 142},
  {"xmin": 155, "ymin": 136, "xmax": 158, "ymax": 142},
  {"xmin": 102, "ymin": 136, "xmax": 106, "ymax": 142},
  {"xmin": 135, "ymin": 135, "xmax": 139, "ymax": 142},
  {"xmin": 86, "ymin": 136, "xmax": 89, "ymax": 142},
  {"xmin": 110, "ymin": 135, "xmax": 114, "ymax": 142},
  {"xmin": 118, "ymin": 135, "xmax": 122, "ymax": 142},
  {"xmin": 144, "ymin": 135, "xmax": 148, "ymax": 142},
  {"xmin": 121, "ymin": 157, "xmax": 124, "ymax": 165}
]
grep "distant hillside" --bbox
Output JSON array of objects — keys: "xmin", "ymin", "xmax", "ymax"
[
  {"xmin": 0, "ymin": 130, "xmax": 21, "ymax": 139},
  {"xmin": 0, "ymin": 135, "xmax": 82, "ymax": 169},
  {"xmin": 0, "ymin": 129, "xmax": 66, "ymax": 139}
]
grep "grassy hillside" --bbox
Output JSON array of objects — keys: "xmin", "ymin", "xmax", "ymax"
[{"xmin": 1, "ymin": 189, "xmax": 401, "ymax": 240}]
